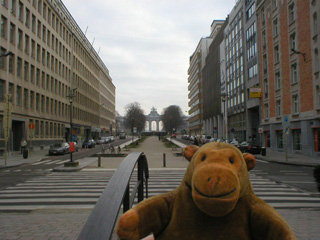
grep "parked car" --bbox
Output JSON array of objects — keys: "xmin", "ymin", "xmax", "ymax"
[
  {"xmin": 119, "ymin": 132, "xmax": 126, "ymax": 139},
  {"xmin": 82, "ymin": 139, "xmax": 96, "ymax": 148},
  {"xmin": 49, "ymin": 142, "xmax": 70, "ymax": 155},
  {"xmin": 230, "ymin": 139, "xmax": 239, "ymax": 147},
  {"xmin": 237, "ymin": 141, "xmax": 263, "ymax": 154},
  {"xmin": 96, "ymin": 137, "xmax": 106, "ymax": 145},
  {"xmin": 171, "ymin": 134, "xmax": 177, "ymax": 138},
  {"xmin": 109, "ymin": 136, "xmax": 115, "ymax": 142}
]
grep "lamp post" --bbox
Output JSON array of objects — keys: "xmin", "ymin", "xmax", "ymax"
[
  {"xmin": 221, "ymin": 93, "xmax": 228, "ymax": 141},
  {"xmin": 66, "ymin": 88, "xmax": 77, "ymax": 165},
  {"xmin": 131, "ymin": 118, "xmax": 134, "ymax": 143}
]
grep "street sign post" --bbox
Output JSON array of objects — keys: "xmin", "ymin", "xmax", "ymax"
[{"xmin": 283, "ymin": 115, "xmax": 290, "ymax": 162}]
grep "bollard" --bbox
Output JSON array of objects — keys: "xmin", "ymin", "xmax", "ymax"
[
  {"xmin": 163, "ymin": 153, "xmax": 166, "ymax": 167},
  {"xmin": 98, "ymin": 156, "xmax": 101, "ymax": 167}
]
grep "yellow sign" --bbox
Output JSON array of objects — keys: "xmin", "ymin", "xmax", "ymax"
[{"xmin": 250, "ymin": 88, "xmax": 262, "ymax": 98}]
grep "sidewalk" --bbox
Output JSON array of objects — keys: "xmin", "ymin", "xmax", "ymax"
[
  {"xmin": 0, "ymin": 139, "xmax": 139, "ymax": 170},
  {"xmin": 170, "ymin": 139, "xmax": 320, "ymax": 167},
  {"xmin": 0, "ymin": 148, "xmax": 49, "ymax": 169}
]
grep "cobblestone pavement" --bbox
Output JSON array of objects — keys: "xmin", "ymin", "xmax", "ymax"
[{"xmin": 1, "ymin": 209, "xmax": 319, "ymax": 239}]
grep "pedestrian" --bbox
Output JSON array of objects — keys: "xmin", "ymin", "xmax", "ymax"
[
  {"xmin": 194, "ymin": 136, "xmax": 199, "ymax": 146},
  {"xmin": 21, "ymin": 138, "xmax": 28, "ymax": 154}
]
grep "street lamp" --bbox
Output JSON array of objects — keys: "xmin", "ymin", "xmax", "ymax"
[
  {"xmin": 66, "ymin": 88, "xmax": 77, "ymax": 164},
  {"xmin": 221, "ymin": 93, "xmax": 229, "ymax": 141},
  {"xmin": 131, "ymin": 118, "xmax": 134, "ymax": 143},
  {"xmin": 0, "ymin": 51, "xmax": 13, "ymax": 57}
]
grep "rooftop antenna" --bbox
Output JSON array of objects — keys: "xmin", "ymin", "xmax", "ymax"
[
  {"xmin": 91, "ymin": 38, "xmax": 95, "ymax": 47},
  {"xmin": 98, "ymin": 47, "xmax": 101, "ymax": 55},
  {"xmin": 84, "ymin": 26, "xmax": 88, "ymax": 36}
]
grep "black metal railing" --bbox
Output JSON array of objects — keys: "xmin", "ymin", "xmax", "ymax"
[{"xmin": 77, "ymin": 152, "xmax": 149, "ymax": 240}]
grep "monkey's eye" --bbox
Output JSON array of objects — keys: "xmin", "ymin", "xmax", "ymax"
[
  {"xmin": 201, "ymin": 155, "xmax": 206, "ymax": 161},
  {"xmin": 229, "ymin": 157, "xmax": 234, "ymax": 164}
]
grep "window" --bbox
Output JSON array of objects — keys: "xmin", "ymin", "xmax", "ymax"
[
  {"xmin": 10, "ymin": 0, "xmax": 16, "ymax": 14},
  {"xmin": 247, "ymin": 3, "xmax": 255, "ymax": 20},
  {"xmin": 9, "ymin": 22, "xmax": 15, "ymax": 43},
  {"xmin": 274, "ymin": 45, "xmax": 280, "ymax": 63},
  {"xmin": 261, "ymin": 8, "xmax": 265, "ymax": 26},
  {"xmin": 35, "ymin": 93, "xmax": 39, "ymax": 111},
  {"xmin": 31, "ymin": 14, "xmax": 35, "ymax": 32},
  {"xmin": 41, "ymin": 95, "xmax": 44, "ymax": 112},
  {"xmin": 8, "ymin": 83, "xmax": 14, "ymax": 103},
  {"xmin": 273, "ymin": 0, "xmax": 278, "ymax": 9},
  {"xmin": 275, "ymin": 71, "xmax": 281, "ymax": 89},
  {"xmin": 37, "ymin": 20, "xmax": 41, "ymax": 38},
  {"xmin": 0, "ymin": 79, "xmax": 5, "ymax": 102},
  {"xmin": 16, "ymin": 85, "xmax": 21, "ymax": 106},
  {"xmin": 264, "ymin": 103, "xmax": 269, "ymax": 119},
  {"xmin": 317, "ymin": 85, "xmax": 320, "ymax": 108},
  {"xmin": 25, "ymin": 8, "xmax": 30, "ymax": 27},
  {"xmin": 276, "ymin": 99, "xmax": 281, "ymax": 117},
  {"xmin": 17, "ymin": 28, "xmax": 22, "ymax": 49},
  {"xmin": 273, "ymin": 18, "xmax": 278, "ymax": 36},
  {"xmin": 35, "ymin": 120, "xmax": 39, "ymax": 137},
  {"xmin": 263, "ymin": 54, "xmax": 268, "ymax": 74},
  {"xmin": 30, "ymin": 65, "xmax": 34, "ymax": 83},
  {"xmin": 290, "ymin": 32, "xmax": 296, "ymax": 50},
  {"xmin": 292, "ymin": 129, "xmax": 301, "ymax": 150},
  {"xmin": 24, "ymin": 34, "xmax": 29, "ymax": 53},
  {"xmin": 23, "ymin": 88, "xmax": 28, "ymax": 108},
  {"xmin": 288, "ymin": 3, "xmax": 295, "ymax": 23},
  {"xmin": 23, "ymin": 61, "xmax": 28, "ymax": 81},
  {"xmin": 276, "ymin": 130, "xmax": 283, "ymax": 149},
  {"xmin": 291, "ymin": 63, "xmax": 298, "ymax": 84},
  {"xmin": 30, "ymin": 91, "xmax": 34, "ymax": 109},
  {"xmin": 31, "ymin": 39, "xmax": 35, "ymax": 57},
  {"xmin": 8, "ymin": 54, "xmax": 14, "ymax": 74},
  {"xmin": 314, "ymin": 13, "xmax": 318, "ymax": 36},
  {"xmin": 40, "ymin": 121, "xmax": 44, "ymax": 137},
  {"xmin": 292, "ymin": 94, "xmax": 299, "ymax": 114},
  {"xmin": 16, "ymin": 57, "xmax": 22, "ymax": 77},
  {"xmin": 1, "ymin": 16, "xmax": 7, "ymax": 38},
  {"xmin": 18, "ymin": 1, "xmax": 23, "ymax": 20},
  {"xmin": 315, "ymin": 49, "xmax": 319, "ymax": 72},
  {"xmin": 264, "ymin": 78, "xmax": 269, "ymax": 99}
]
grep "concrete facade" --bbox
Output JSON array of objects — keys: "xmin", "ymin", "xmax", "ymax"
[
  {"xmin": 0, "ymin": 0, "xmax": 116, "ymax": 152},
  {"xmin": 187, "ymin": 37, "xmax": 213, "ymax": 136}
]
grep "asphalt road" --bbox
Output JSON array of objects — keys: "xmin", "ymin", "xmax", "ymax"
[
  {"xmin": 175, "ymin": 138, "xmax": 318, "ymax": 194},
  {"xmin": 0, "ymin": 138, "xmax": 130, "ymax": 190}
]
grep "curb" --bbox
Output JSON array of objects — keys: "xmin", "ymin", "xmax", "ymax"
[{"xmin": 52, "ymin": 158, "xmax": 98, "ymax": 172}]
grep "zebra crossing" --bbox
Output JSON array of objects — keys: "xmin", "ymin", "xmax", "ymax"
[{"xmin": 0, "ymin": 169, "xmax": 319, "ymax": 212}]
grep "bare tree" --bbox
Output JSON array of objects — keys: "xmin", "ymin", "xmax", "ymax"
[
  {"xmin": 124, "ymin": 102, "xmax": 146, "ymax": 133},
  {"xmin": 161, "ymin": 105, "xmax": 183, "ymax": 134}
]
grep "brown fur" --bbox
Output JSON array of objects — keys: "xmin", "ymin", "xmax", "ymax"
[{"xmin": 117, "ymin": 142, "xmax": 296, "ymax": 240}]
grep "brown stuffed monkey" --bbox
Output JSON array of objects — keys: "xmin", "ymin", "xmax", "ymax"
[{"xmin": 117, "ymin": 142, "xmax": 296, "ymax": 240}]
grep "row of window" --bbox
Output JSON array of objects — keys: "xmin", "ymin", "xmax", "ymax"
[
  {"xmin": 0, "ymin": 51, "xmax": 100, "ymax": 110},
  {"xmin": 0, "ymin": 80, "xmax": 100, "ymax": 124},
  {"xmin": 0, "ymin": 116, "xmax": 65, "ymax": 139}
]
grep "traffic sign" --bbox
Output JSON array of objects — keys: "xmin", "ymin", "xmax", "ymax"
[{"xmin": 28, "ymin": 122, "xmax": 35, "ymax": 130}]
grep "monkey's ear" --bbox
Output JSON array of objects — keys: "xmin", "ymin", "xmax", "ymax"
[
  {"xmin": 243, "ymin": 153, "xmax": 256, "ymax": 171},
  {"xmin": 183, "ymin": 145, "xmax": 200, "ymax": 162}
]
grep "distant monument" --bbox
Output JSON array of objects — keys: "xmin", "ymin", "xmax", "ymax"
[{"xmin": 145, "ymin": 107, "xmax": 162, "ymax": 131}]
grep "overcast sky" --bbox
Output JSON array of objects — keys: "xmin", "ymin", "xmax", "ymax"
[{"xmin": 63, "ymin": 0, "xmax": 237, "ymax": 116}]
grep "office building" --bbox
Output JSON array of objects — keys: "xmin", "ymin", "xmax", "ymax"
[{"xmin": 0, "ymin": 0, "xmax": 115, "ymax": 151}]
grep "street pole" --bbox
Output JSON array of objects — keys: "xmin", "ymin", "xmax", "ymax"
[{"xmin": 70, "ymin": 99, "xmax": 73, "ymax": 163}]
